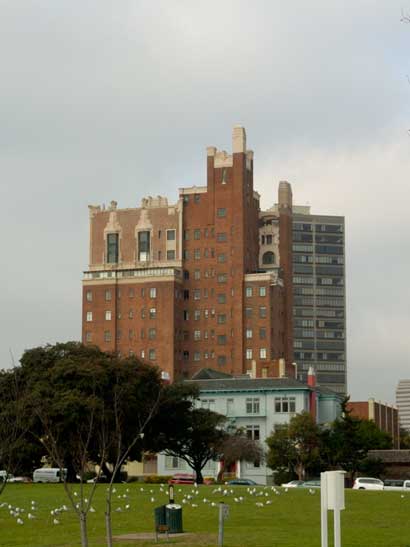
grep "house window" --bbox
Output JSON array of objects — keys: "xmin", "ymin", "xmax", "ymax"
[
  {"xmin": 194, "ymin": 249, "xmax": 201, "ymax": 260},
  {"xmin": 149, "ymin": 308, "xmax": 156, "ymax": 319},
  {"xmin": 148, "ymin": 349, "xmax": 156, "ymax": 360},
  {"xmin": 259, "ymin": 306, "xmax": 267, "ymax": 318},
  {"xmin": 246, "ymin": 425, "xmax": 260, "ymax": 441},
  {"xmin": 148, "ymin": 328, "xmax": 156, "ymax": 340},
  {"xmin": 259, "ymin": 286, "xmax": 267, "ymax": 297},
  {"xmin": 138, "ymin": 231, "xmax": 150, "ymax": 262},
  {"xmin": 201, "ymin": 399, "xmax": 216, "ymax": 411},
  {"xmin": 217, "ymin": 208, "xmax": 227, "ymax": 218},
  {"xmin": 104, "ymin": 330, "xmax": 111, "ymax": 342},
  {"xmin": 262, "ymin": 251, "xmax": 275, "ymax": 265},
  {"xmin": 259, "ymin": 348, "xmax": 267, "ymax": 359},
  {"xmin": 105, "ymin": 310, "xmax": 112, "ymax": 321},
  {"xmin": 194, "ymin": 330, "xmax": 201, "ymax": 341},
  {"xmin": 105, "ymin": 290, "xmax": 112, "ymax": 301},
  {"xmin": 150, "ymin": 288, "xmax": 157, "ymax": 299},
  {"xmin": 246, "ymin": 398, "xmax": 260, "ymax": 414},
  {"xmin": 86, "ymin": 311, "xmax": 93, "ymax": 322},
  {"xmin": 183, "ymin": 310, "xmax": 189, "ymax": 320},
  {"xmin": 194, "ymin": 351, "xmax": 201, "ymax": 361},
  {"xmin": 194, "ymin": 194, "xmax": 200, "ymax": 203},
  {"xmin": 194, "ymin": 269, "xmax": 201, "ymax": 280},
  {"xmin": 194, "ymin": 310, "xmax": 201, "ymax": 320},
  {"xmin": 217, "ymin": 335, "xmax": 227, "ymax": 345},
  {"xmin": 245, "ymin": 307, "xmax": 252, "ymax": 318},
  {"xmin": 259, "ymin": 327, "xmax": 266, "ymax": 339},
  {"xmin": 218, "ymin": 293, "xmax": 226, "ymax": 304},
  {"xmin": 246, "ymin": 329, "xmax": 253, "ymax": 339},
  {"xmin": 165, "ymin": 456, "xmax": 184, "ymax": 469},
  {"xmin": 86, "ymin": 291, "xmax": 92, "ymax": 302},
  {"xmin": 167, "ymin": 229, "xmax": 176, "ymax": 241},
  {"xmin": 217, "ymin": 274, "xmax": 227, "ymax": 283},
  {"xmin": 194, "ymin": 289, "xmax": 201, "ymax": 300},
  {"xmin": 227, "ymin": 399, "xmax": 234, "ymax": 414},
  {"xmin": 266, "ymin": 234, "xmax": 273, "ymax": 245},
  {"xmin": 194, "ymin": 229, "xmax": 201, "ymax": 240},
  {"xmin": 107, "ymin": 233, "xmax": 119, "ymax": 263},
  {"xmin": 245, "ymin": 287, "xmax": 253, "ymax": 297},
  {"xmin": 245, "ymin": 348, "xmax": 253, "ymax": 360},
  {"xmin": 167, "ymin": 250, "xmax": 175, "ymax": 260},
  {"xmin": 217, "ymin": 314, "xmax": 227, "ymax": 324},
  {"xmin": 275, "ymin": 397, "xmax": 296, "ymax": 413}
]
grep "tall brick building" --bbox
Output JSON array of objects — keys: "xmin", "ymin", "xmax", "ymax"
[{"xmin": 82, "ymin": 127, "xmax": 301, "ymax": 381}]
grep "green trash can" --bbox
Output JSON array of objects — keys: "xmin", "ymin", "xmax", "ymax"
[
  {"xmin": 154, "ymin": 505, "xmax": 167, "ymax": 528},
  {"xmin": 166, "ymin": 503, "xmax": 183, "ymax": 533}
]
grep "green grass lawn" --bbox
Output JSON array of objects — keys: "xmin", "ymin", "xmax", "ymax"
[{"xmin": 1, "ymin": 483, "xmax": 410, "ymax": 547}]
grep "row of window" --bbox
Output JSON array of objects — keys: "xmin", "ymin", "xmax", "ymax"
[
  {"xmin": 201, "ymin": 396, "xmax": 296, "ymax": 416},
  {"xmin": 293, "ymin": 308, "xmax": 344, "ymax": 319},
  {"xmin": 294, "ymin": 319, "xmax": 344, "ymax": 329},
  {"xmin": 86, "ymin": 287, "xmax": 157, "ymax": 302},
  {"xmin": 245, "ymin": 348, "xmax": 268, "ymax": 360},
  {"xmin": 293, "ymin": 233, "xmax": 344, "ymax": 245},
  {"xmin": 294, "ymin": 287, "xmax": 344, "ymax": 297},
  {"xmin": 182, "ymin": 351, "xmax": 227, "ymax": 365},
  {"xmin": 86, "ymin": 307, "xmax": 157, "ymax": 322},
  {"xmin": 293, "ymin": 276, "xmax": 344, "ymax": 286},
  {"xmin": 245, "ymin": 286, "xmax": 267, "ymax": 297},
  {"xmin": 182, "ymin": 306, "xmax": 269, "ymax": 321},
  {"xmin": 293, "ymin": 244, "xmax": 344, "ymax": 255},
  {"xmin": 293, "ymin": 222, "xmax": 343, "ymax": 233}
]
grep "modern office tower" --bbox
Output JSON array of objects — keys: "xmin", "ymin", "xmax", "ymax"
[
  {"xmin": 258, "ymin": 204, "xmax": 346, "ymax": 393},
  {"xmin": 396, "ymin": 380, "xmax": 410, "ymax": 431},
  {"xmin": 82, "ymin": 127, "xmax": 294, "ymax": 381}
]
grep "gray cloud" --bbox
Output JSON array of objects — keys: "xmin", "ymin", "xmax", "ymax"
[{"xmin": 1, "ymin": 0, "xmax": 409, "ymax": 403}]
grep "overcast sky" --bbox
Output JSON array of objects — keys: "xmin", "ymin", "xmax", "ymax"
[{"xmin": 1, "ymin": 1, "xmax": 409, "ymax": 403}]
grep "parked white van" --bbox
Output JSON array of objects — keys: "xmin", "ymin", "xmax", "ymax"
[{"xmin": 33, "ymin": 468, "xmax": 67, "ymax": 483}]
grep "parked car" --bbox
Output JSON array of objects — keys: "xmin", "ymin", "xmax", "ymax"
[
  {"xmin": 302, "ymin": 480, "xmax": 321, "ymax": 489},
  {"xmin": 0, "ymin": 471, "xmax": 26, "ymax": 483},
  {"xmin": 383, "ymin": 479, "xmax": 410, "ymax": 491},
  {"xmin": 352, "ymin": 477, "xmax": 384, "ymax": 490},
  {"xmin": 33, "ymin": 468, "xmax": 67, "ymax": 483},
  {"xmin": 86, "ymin": 474, "xmax": 108, "ymax": 483},
  {"xmin": 281, "ymin": 480, "xmax": 305, "ymax": 488},
  {"xmin": 168, "ymin": 473, "xmax": 195, "ymax": 485},
  {"xmin": 228, "ymin": 479, "xmax": 258, "ymax": 486}
]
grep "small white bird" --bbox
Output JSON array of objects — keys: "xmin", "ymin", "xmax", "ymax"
[
  {"xmin": 89, "ymin": 507, "xmax": 96, "ymax": 513},
  {"xmin": 50, "ymin": 510, "xmax": 55, "ymax": 516},
  {"xmin": 139, "ymin": 487, "xmax": 144, "ymax": 492},
  {"xmin": 115, "ymin": 507, "xmax": 123, "ymax": 512},
  {"xmin": 266, "ymin": 500, "xmax": 272, "ymax": 505},
  {"xmin": 112, "ymin": 488, "xmax": 117, "ymax": 493},
  {"xmin": 285, "ymin": 488, "xmax": 289, "ymax": 493},
  {"xmin": 62, "ymin": 505, "xmax": 68, "ymax": 512},
  {"xmin": 125, "ymin": 504, "xmax": 130, "ymax": 510},
  {"xmin": 73, "ymin": 492, "xmax": 78, "ymax": 497},
  {"xmin": 211, "ymin": 502, "xmax": 216, "ymax": 507},
  {"xmin": 191, "ymin": 503, "xmax": 198, "ymax": 508},
  {"xmin": 255, "ymin": 502, "xmax": 264, "ymax": 508},
  {"xmin": 53, "ymin": 518, "xmax": 60, "ymax": 525},
  {"xmin": 309, "ymin": 489, "xmax": 315, "ymax": 495},
  {"xmin": 28, "ymin": 513, "xmax": 36, "ymax": 520},
  {"xmin": 150, "ymin": 497, "xmax": 155, "ymax": 503},
  {"xmin": 17, "ymin": 518, "xmax": 24, "ymax": 525}
]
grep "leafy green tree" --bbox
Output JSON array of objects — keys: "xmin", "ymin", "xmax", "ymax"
[
  {"xmin": 266, "ymin": 412, "xmax": 321, "ymax": 480},
  {"xmin": 399, "ymin": 428, "xmax": 410, "ymax": 449},
  {"xmin": 163, "ymin": 407, "xmax": 227, "ymax": 484}
]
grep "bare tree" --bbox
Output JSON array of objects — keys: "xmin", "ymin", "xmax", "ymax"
[{"xmin": 217, "ymin": 430, "xmax": 264, "ymax": 482}]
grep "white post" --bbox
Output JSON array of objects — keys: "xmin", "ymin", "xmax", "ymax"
[
  {"xmin": 320, "ymin": 472, "xmax": 328, "ymax": 547},
  {"xmin": 218, "ymin": 503, "xmax": 224, "ymax": 547},
  {"xmin": 334, "ymin": 509, "xmax": 341, "ymax": 547}
]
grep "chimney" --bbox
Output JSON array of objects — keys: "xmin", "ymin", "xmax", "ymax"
[
  {"xmin": 278, "ymin": 180, "xmax": 292, "ymax": 210},
  {"xmin": 250, "ymin": 360, "xmax": 257, "ymax": 379},
  {"xmin": 307, "ymin": 366, "xmax": 317, "ymax": 422},
  {"xmin": 232, "ymin": 125, "xmax": 246, "ymax": 153},
  {"xmin": 307, "ymin": 366, "xmax": 316, "ymax": 387}
]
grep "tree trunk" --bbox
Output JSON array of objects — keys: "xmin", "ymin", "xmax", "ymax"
[
  {"xmin": 80, "ymin": 512, "xmax": 88, "ymax": 547},
  {"xmin": 105, "ymin": 497, "xmax": 113, "ymax": 547},
  {"xmin": 195, "ymin": 466, "xmax": 204, "ymax": 485},
  {"xmin": 217, "ymin": 461, "xmax": 225, "ymax": 483}
]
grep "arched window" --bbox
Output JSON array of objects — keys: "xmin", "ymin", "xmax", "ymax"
[{"xmin": 262, "ymin": 251, "xmax": 275, "ymax": 265}]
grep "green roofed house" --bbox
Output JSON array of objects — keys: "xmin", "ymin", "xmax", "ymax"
[{"xmin": 157, "ymin": 367, "xmax": 343, "ymax": 485}]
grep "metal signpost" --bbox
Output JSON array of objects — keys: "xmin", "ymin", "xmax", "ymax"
[
  {"xmin": 168, "ymin": 484, "xmax": 175, "ymax": 504},
  {"xmin": 218, "ymin": 503, "xmax": 229, "ymax": 546},
  {"xmin": 321, "ymin": 471, "xmax": 345, "ymax": 547}
]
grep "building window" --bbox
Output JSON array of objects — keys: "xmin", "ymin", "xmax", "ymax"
[
  {"xmin": 105, "ymin": 310, "xmax": 112, "ymax": 321},
  {"xmin": 148, "ymin": 348, "xmax": 156, "ymax": 360},
  {"xmin": 217, "ymin": 314, "xmax": 227, "ymax": 324},
  {"xmin": 217, "ymin": 335, "xmax": 227, "ymax": 345},
  {"xmin": 86, "ymin": 290, "xmax": 92, "ymax": 302},
  {"xmin": 246, "ymin": 398, "xmax": 260, "ymax": 414},
  {"xmin": 148, "ymin": 328, "xmax": 156, "ymax": 340},
  {"xmin": 183, "ymin": 310, "xmax": 189, "ymax": 321},
  {"xmin": 85, "ymin": 331, "xmax": 92, "ymax": 342},
  {"xmin": 165, "ymin": 456, "xmax": 184, "ymax": 469},
  {"xmin": 138, "ymin": 231, "xmax": 150, "ymax": 262},
  {"xmin": 104, "ymin": 330, "xmax": 111, "ymax": 342},
  {"xmin": 183, "ymin": 350, "xmax": 189, "ymax": 361},
  {"xmin": 217, "ymin": 208, "xmax": 227, "ymax": 218},
  {"xmin": 184, "ymin": 229, "xmax": 189, "ymax": 240},
  {"xmin": 204, "ymin": 309, "xmax": 209, "ymax": 319},
  {"xmin": 217, "ymin": 254, "xmax": 226, "ymax": 263},
  {"xmin": 141, "ymin": 349, "xmax": 145, "ymax": 359},
  {"xmin": 183, "ymin": 289, "xmax": 189, "ymax": 300},
  {"xmin": 128, "ymin": 288, "xmax": 134, "ymax": 298},
  {"xmin": 167, "ymin": 250, "xmax": 175, "ymax": 260},
  {"xmin": 141, "ymin": 308, "xmax": 146, "ymax": 319},
  {"xmin": 201, "ymin": 399, "xmax": 216, "ymax": 411},
  {"xmin": 259, "ymin": 348, "xmax": 267, "ymax": 359},
  {"xmin": 245, "ymin": 287, "xmax": 253, "ymax": 297},
  {"xmin": 194, "ymin": 269, "xmax": 201, "ymax": 280},
  {"xmin": 194, "ymin": 310, "xmax": 201, "ymax": 320},
  {"xmin": 105, "ymin": 290, "xmax": 112, "ymax": 301},
  {"xmin": 86, "ymin": 311, "xmax": 93, "ymax": 322},
  {"xmin": 218, "ymin": 293, "xmax": 226, "ymax": 304},
  {"xmin": 149, "ymin": 308, "xmax": 156, "ymax": 319},
  {"xmin": 150, "ymin": 287, "xmax": 157, "ymax": 299},
  {"xmin": 266, "ymin": 234, "xmax": 273, "ymax": 245},
  {"xmin": 246, "ymin": 425, "xmax": 260, "ymax": 441},
  {"xmin": 217, "ymin": 232, "xmax": 227, "ymax": 242},
  {"xmin": 245, "ymin": 348, "xmax": 253, "ymax": 360},
  {"xmin": 262, "ymin": 251, "xmax": 275, "ymax": 265},
  {"xmin": 167, "ymin": 229, "xmax": 176, "ymax": 241},
  {"xmin": 217, "ymin": 355, "xmax": 227, "ymax": 366},
  {"xmin": 259, "ymin": 306, "xmax": 267, "ymax": 318},
  {"xmin": 194, "ymin": 229, "xmax": 201, "ymax": 240},
  {"xmin": 227, "ymin": 398, "xmax": 234, "ymax": 414},
  {"xmin": 259, "ymin": 286, "xmax": 266, "ymax": 297},
  {"xmin": 245, "ymin": 307, "xmax": 252, "ymax": 318},
  {"xmin": 275, "ymin": 397, "xmax": 296, "ymax": 413},
  {"xmin": 245, "ymin": 329, "xmax": 252, "ymax": 339},
  {"xmin": 259, "ymin": 327, "xmax": 266, "ymax": 339},
  {"xmin": 194, "ymin": 249, "xmax": 200, "ymax": 260},
  {"xmin": 107, "ymin": 233, "xmax": 119, "ymax": 263},
  {"xmin": 194, "ymin": 289, "xmax": 201, "ymax": 300},
  {"xmin": 194, "ymin": 330, "xmax": 201, "ymax": 341},
  {"xmin": 217, "ymin": 273, "xmax": 227, "ymax": 283},
  {"xmin": 194, "ymin": 351, "xmax": 201, "ymax": 361}
]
